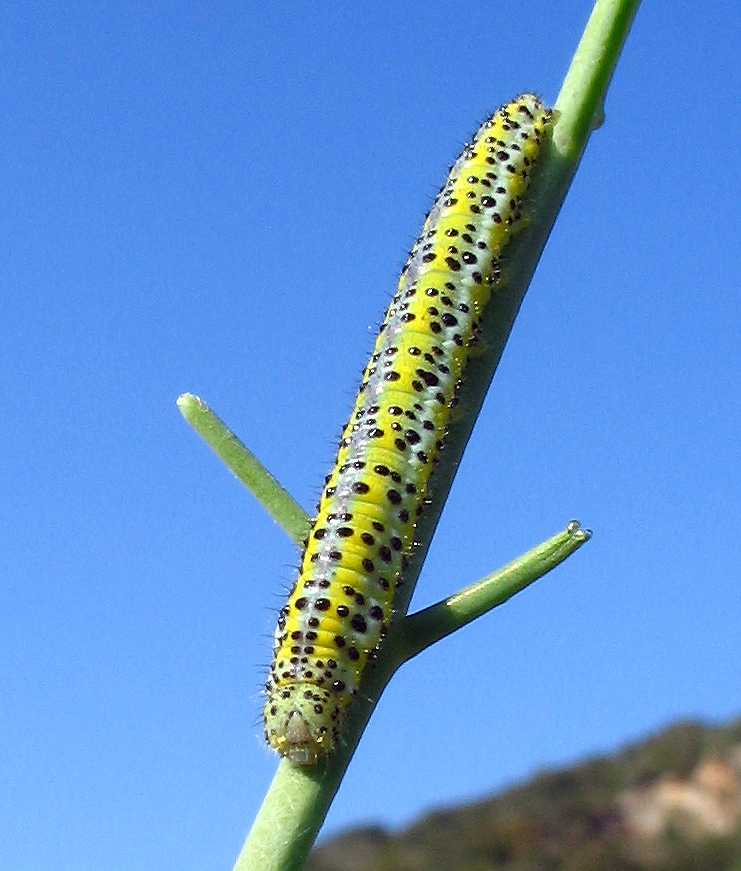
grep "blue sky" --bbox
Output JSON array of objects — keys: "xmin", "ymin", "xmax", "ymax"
[{"xmin": 2, "ymin": 2, "xmax": 740, "ymax": 869}]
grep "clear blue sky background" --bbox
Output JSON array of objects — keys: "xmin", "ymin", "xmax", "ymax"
[{"xmin": 2, "ymin": 2, "xmax": 740, "ymax": 869}]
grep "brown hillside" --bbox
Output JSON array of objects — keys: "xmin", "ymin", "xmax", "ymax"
[{"xmin": 307, "ymin": 717, "xmax": 741, "ymax": 871}]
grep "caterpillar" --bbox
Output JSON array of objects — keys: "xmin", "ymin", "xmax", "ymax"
[{"xmin": 264, "ymin": 93, "xmax": 552, "ymax": 765}]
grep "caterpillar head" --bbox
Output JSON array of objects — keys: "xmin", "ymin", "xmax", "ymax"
[{"xmin": 264, "ymin": 683, "xmax": 342, "ymax": 765}]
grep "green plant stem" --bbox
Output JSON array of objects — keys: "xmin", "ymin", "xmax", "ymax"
[
  {"xmin": 234, "ymin": 763, "xmax": 330, "ymax": 871},
  {"xmin": 177, "ymin": 393, "xmax": 310, "ymax": 546},
  {"xmin": 553, "ymin": 0, "xmax": 641, "ymax": 159},
  {"xmin": 379, "ymin": 0, "xmax": 641, "ymax": 627},
  {"xmin": 226, "ymin": 0, "xmax": 641, "ymax": 867},
  {"xmin": 234, "ymin": 522, "xmax": 590, "ymax": 871}
]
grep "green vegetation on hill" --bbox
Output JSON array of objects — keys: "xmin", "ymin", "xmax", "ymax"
[{"xmin": 306, "ymin": 717, "xmax": 741, "ymax": 871}]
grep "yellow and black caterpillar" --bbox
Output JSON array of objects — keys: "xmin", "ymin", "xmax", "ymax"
[{"xmin": 265, "ymin": 94, "xmax": 552, "ymax": 764}]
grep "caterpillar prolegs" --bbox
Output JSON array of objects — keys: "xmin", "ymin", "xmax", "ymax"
[{"xmin": 264, "ymin": 94, "xmax": 552, "ymax": 764}]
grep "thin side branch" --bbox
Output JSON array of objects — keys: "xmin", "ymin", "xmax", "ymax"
[
  {"xmin": 177, "ymin": 393, "xmax": 310, "ymax": 546},
  {"xmin": 393, "ymin": 522, "xmax": 591, "ymax": 664}
]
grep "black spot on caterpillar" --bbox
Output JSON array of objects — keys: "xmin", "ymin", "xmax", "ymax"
[{"xmin": 264, "ymin": 93, "xmax": 552, "ymax": 764}]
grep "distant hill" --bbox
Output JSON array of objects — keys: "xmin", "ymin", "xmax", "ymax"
[{"xmin": 307, "ymin": 716, "xmax": 741, "ymax": 871}]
